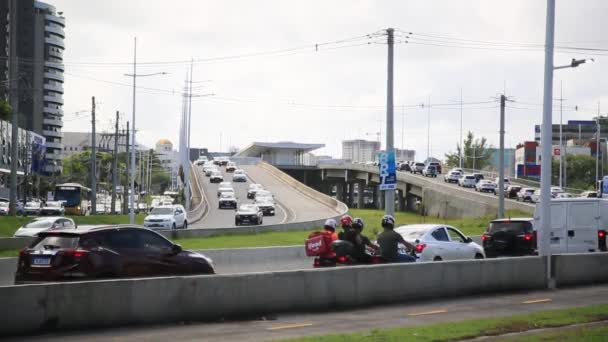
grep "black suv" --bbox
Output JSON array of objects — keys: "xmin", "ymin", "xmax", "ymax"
[
  {"xmin": 482, "ymin": 218, "xmax": 536, "ymax": 257},
  {"xmin": 504, "ymin": 185, "xmax": 522, "ymax": 199}
]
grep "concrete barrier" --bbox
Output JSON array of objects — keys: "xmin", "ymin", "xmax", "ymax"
[
  {"xmin": 0, "ymin": 257, "xmax": 16, "ymax": 285},
  {"xmin": 0, "ymin": 256, "xmax": 546, "ymax": 336},
  {"xmin": 0, "ymin": 236, "xmax": 33, "ymax": 250},
  {"xmin": 554, "ymin": 253, "xmax": 608, "ymax": 287}
]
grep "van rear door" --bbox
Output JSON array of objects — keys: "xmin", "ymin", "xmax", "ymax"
[
  {"xmin": 549, "ymin": 202, "xmax": 568, "ymax": 254},
  {"xmin": 567, "ymin": 201, "xmax": 599, "ymax": 253}
]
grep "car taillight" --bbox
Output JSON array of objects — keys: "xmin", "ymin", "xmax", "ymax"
[
  {"xmin": 481, "ymin": 234, "xmax": 492, "ymax": 241},
  {"xmin": 415, "ymin": 244, "xmax": 426, "ymax": 254},
  {"xmin": 337, "ymin": 255, "xmax": 348, "ymax": 263},
  {"xmin": 599, "ymin": 230, "xmax": 607, "ymax": 252},
  {"xmin": 313, "ymin": 258, "xmax": 321, "ymax": 267},
  {"xmin": 60, "ymin": 249, "xmax": 89, "ymax": 258},
  {"xmin": 19, "ymin": 248, "xmax": 28, "ymax": 258},
  {"xmin": 522, "ymin": 234, "xmax": 534, "ymax": 241}
]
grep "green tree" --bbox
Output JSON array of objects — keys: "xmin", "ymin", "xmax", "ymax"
[
  {"xmin": 0, "ymin": 99, "xmax": 11, "ymax": 121},
  {"xmin": 151, "ymin": 171, "xmax": 171, "ymax": 194},
  {"xmin": 445, "ymin": 131, "xmax": 493, "ymax": 169},
  {"xmin": 555, "ymin": 154, "xmax": 597, "ymax": 190}
]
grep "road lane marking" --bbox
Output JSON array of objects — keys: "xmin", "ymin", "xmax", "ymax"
[
  {"xmin": 522, "ymin": 299, "xmax": 552, "ymax": 304},
  {"xmin": 267, "ymin": 323, "xmax": 314, "ymax": 331},
  {"xmin": 407, "ymin": 309, "xmax": 448, "ymax": 316}
]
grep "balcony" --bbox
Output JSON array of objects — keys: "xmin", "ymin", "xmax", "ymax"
[
  {"xmin": 43, "ymin": 117, "xmax": 63, "ymax": 127},
  {"xmin": 44, "ymin": 95, "xmax": 63, "ymax": 105},
  {"xmin": 45, "ymin": 25, "xmax": 65, "ymax": 38},
  {"xmin": 43, "ymin": 106, "xmax": 63, "ymax": 115},
  {"xmin": 44, "ymin": 61, "xmax": 64, "ymax": 72},
  {"xmin": 44, "ymin": 71, "xmax": 63, "ymax": 82},
  {"xmin": 45, "ymin": 36, "xmax": 65, "ymax": 49},
  {"xmin": 44, "ymin": 14, "xmax": 65, "ymax": 26},
  {"xmin": 44, "ymin": 82, "xmax": 63, "ymax": 94},
  {"xmin": 45, "ymin": 152, "xmax": 62, "ymax": 160},
  {"xmin": 45, "ymin": 141, "xmax": 62, "ymax": 149},
  {"xmin": 43, "ymin": 130, "xmax": 63, "ymax": 138}
]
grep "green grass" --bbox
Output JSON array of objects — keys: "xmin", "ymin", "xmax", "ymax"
[
  {"xmin": 0, "ymin": 214, "xmax": 146, "ymax": 237},
  {"xmin": 509, "ymin": 325, "xmax": 608, "ymax": 342},
  {"xmin": 283, "ymin": 304, "xmax": 608, "ymax": 342},
  {"xmin": 0, "ymin": 249, "xmax": 18, "ymax": 257}
]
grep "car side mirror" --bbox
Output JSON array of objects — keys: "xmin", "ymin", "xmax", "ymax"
[
  {"xmin": 465, "ymin": 237, "xmax": 473, "ymax": 243},
  {"xmin": 171, "ymin": 244, "xmax": 182, "ymax": 255}
]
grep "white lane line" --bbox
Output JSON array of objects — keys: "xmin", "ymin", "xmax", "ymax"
[
  {"xmin": 267, "ymin": 323, "xmax": 314, "ymax": 331},
  {"xmin": 522, "ymin": 298, "xmax": 552, "ymax": 304},
  {"xmin": 407, "ymin": 309, "xmax": 448, "ymax": 316}
]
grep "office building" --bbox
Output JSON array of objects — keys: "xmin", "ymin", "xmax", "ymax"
[
  {"xmin": 534, "ymin": 120, "xmax": 607, "ymax": 146},
  {"xmin": 61, "ymin": 132, "xmax": 129, "ymax": 158},
  {"xmin": 0, "ymin": 0, "xmax": 66, "ymax": 174},
  {"xmin": 342, "ymin": 139, "xmax": 380, "ymax": 163}
]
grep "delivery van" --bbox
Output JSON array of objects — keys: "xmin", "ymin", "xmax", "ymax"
[{"xmin": 534, "ymin": 198, "xmax": 608, "ymax": 254}]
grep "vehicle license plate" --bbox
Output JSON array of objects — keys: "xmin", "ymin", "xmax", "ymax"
[{"xmin": 32, "ymin": 256, "xmax": 51, "ymax": 265}]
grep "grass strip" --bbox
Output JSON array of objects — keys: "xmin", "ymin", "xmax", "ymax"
[{"xmin": 283, "ymin": 304, "xmax": 608, "ymax": 342}]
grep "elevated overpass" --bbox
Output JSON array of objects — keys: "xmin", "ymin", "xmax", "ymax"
[{"xmin": 279, "ymin": 161, "xmax": 534, "ymax": 218}]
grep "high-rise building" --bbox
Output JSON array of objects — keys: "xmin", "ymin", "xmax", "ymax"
[
  {"xmin": 0, "ymin": 0, "xmax": 65, "ymax": 174},
  {"xmin": 342, "ymin": 139, "xmax": 380, "ymax": 163}
]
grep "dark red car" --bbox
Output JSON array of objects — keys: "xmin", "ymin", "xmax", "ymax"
[{"xmin": 15, "ymin": 225, "xmax": 215, "ymax": 284}]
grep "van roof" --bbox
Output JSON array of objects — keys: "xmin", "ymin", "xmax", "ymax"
[{"xmin": 491, "ymin": 217, "xmax": 534, "ymax": 222}]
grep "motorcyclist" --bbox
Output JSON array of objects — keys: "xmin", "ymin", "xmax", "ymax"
[
  {"xmin": 321, "ymin": 218, "xmax": 338, "ymax": 242},
  {"xmin": 338, "ymin": 215, "xmax": 354, "ymax": 240},
  {"xmin": 349, "ymin": 218, "xmax": 379, "ymax": 262},
  {"xmin": 376, "ymin": 215, "xmax": 416, "ymax": 263}
]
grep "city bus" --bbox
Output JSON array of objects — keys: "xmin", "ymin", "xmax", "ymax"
[{"xmin": 54, "ymin": 183, "xmax": 92, "ymax": 216}]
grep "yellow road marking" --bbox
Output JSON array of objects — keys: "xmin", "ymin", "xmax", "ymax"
[
  {"xmin": 267, "ymin": 323, "xmax": 314, "ymax": 331},
  {"xmin": 522, "ymin": 299, "xmax": 552, "ymax": 304},
  {"xmin": 408, "ymin": 309, "xmax": 448, "ymax": 316}
]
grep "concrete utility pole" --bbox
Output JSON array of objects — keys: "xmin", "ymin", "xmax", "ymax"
[
  {"xmin": 129, "ymin": 37, "xmax": 137, "ymax": 224},
  {"xmin": 90, "ymin": 97, "xmax": 97, "ymax": 215},
  {"xmin": 459, "ymin": 88, "xmax": 464, "ymax": 169},
  {"xmin": 8, "ymin": 0, "xmax": 19, "ymax": 215},
  {"xmin": 385, "ymin": 27, "xmax": 395, "ymax": 216},
  {"xmin": 123, "ymin": 122, "xmax": 130, "ymax": 215},
  {"xmin": 111, "ymin": 111, "xmax": 119, "ymax": 214},
  {"xmin": 427, "ymin": 95, "xmax": 431, "ymax": 162},
  {"xmin": 596, "ymin": 102, "xmax": 601, "ymax": 191},
  {"xmin": 558, "ymin": 82, "xmax": 565, "ymax": 189},
  {"xmin": 498, "ymin": 94, "xmax": 506, "ymax": 218},
  {"xmin": 539, "ymin": 0, "xmax": 556, "ymax": 288}
]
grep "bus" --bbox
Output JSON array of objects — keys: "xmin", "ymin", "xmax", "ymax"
[{"xmin": 54, "ymin": 183, "xmax": 92, "ymax": 216}]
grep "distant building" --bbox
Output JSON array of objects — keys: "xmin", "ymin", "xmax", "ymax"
[
  {"xmin": 534, "ymin": 120, "xmax": 608, "ymax": 146},
  {"xmin": 394, "ymin": 148, "xmax": 416, "ymax": 162},
  {"xmin": 189, "ymin": 147, "xmax": 209, "ymax": 162},
  {"xmin": 62, "ymin": 132, "xmax": 128, "ymax": 158},
  {"xmin": 342, "ymin": 139, "xmax": 380, "ymax": 163},
  {"xmin": 155, "ymin": 139, "xmax": 180, "ymax": 190},
  {"xmin": 0, "ymin": 1, "xmax": 66, "ymax": 174},
  {"xmin": 514, "ymin": 140, "xmax": 593, "ymax": 179}
]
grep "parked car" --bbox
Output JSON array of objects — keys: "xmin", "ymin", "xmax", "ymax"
[
  {"xmin": 14, "ymin": 226, "xmax": 215, "ymax": 283},
  {"xmin": 458, "ymin": 174, "xmax": 477, "ymax": 188},
  {"xmin": 482, "ymin": 218, "xmax": 536, "ymax": 258},
  {"xmin": 232, "ymin": 170, "xmax": 247, "ymax": 182},
  {"xmin": 247, "ymin": 183, "xmax": 264, "ymax": 199},
  {"xmin": 24, "ymin": 201, "xmax": 42, "ymax": 216},
  {"xmin": 427, "ymin": 162, "xmax": 442, "ymax": 174},
  {"xmin": 40, "ymin": 201, "xmax": 65, "ymax": 216},
  {"xmin": 516, "ymin": 188, "xmax": 536, "ymax": 202},
  {"xmin": 444, "ymin": 170, "xmax": 462, "ymax": 183},
  {"xmin": 13, "ymin": 217, "xmax": 76, "ymax": 238},
  {"xmin": 504, "ymin": 185, "xmax": 522, "ymax": 198},
  {"xmin": 226, "ymin": 162, "xmax": 237, "ymax": 172},
  {"xmin": 399, "ymin": 163, "xmax": 411, "ymax": 172},
  {"xmin": 394, "ymin": 224, "xmax": 485, "ymax": 261},
  {"xmin": 475, "ymin": 180, "xmax": 496, "ymax": 193},
  {"xmin": 210, "ymin": 171, "xmax": 224, "ymax": 183},
  {"xmin": 254, "ymin": 197, "xmax": 276, "ymax": 216},
  {"xmin": 422, "ymin": 165, "xmax": 437, "ymax": 177},
  {"xmin": 143, "ymin": 205, "xmax": 188, "ymax": 230},
  {"xmin": 411, "ymin": 162, "xmax": 426, "ymax": 174},
  {"xmin": 218, "ymin": 192, "xmax": 237, "ymax": 209},
  {"xmin": 235, "ymin": 204, "xmax": 263, "ymax": 226},
  {"xmin": 580, "ymin": 191, "xmax": 598, "ymax": 198},
  {"xmin": 472, "ymin": 173, "xmax": 484, "ymax": 183}
]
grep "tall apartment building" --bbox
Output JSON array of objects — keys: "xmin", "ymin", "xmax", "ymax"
[
  {"xmin": 0, "ymin": 0, "xmax": 65, "ymax": 174},
  {"xmin": 342, "ymin": 139, "xmax": 380, "ymax": 163}
]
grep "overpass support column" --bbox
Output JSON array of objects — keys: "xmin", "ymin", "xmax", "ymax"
[
  {"xmin": 347, "ymin": 182, "xmax": 355, "ymax": 208},
  {"xmin": 397, "ymin": 189, "xmax": 405, "ymax": 211},
  {"xmin": 376, "ymin": 187, "xmax": 384, "ymax": 210},
  {"xmin": 336, "ymin": 182, "xmax": 345, "ymax": 203},
  {"xmin": 357, "ymin": 181, "xmax": 365, "ymax": 209},
  {"xmin": 406, "ymin": 193, "xmax": 417, "ymax": 212}
]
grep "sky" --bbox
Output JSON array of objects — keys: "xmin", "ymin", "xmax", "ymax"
[{"xmin": 53, "ymin": 0, "xmax": 608, "ymax": 160}]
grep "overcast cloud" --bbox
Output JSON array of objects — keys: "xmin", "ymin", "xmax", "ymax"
[{"xmin": 52, "ymin": 0, "xmax": 608, "ymax": 159}]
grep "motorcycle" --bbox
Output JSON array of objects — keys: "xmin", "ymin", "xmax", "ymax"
[{"xmin": 312, "ymin": 240, "xmax": 391, "ymax": 268}]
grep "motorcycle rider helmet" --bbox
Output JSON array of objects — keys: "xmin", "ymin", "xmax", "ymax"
[
  {"xmin": 324, "ymin": 218, "xmax": 337, "ymax": 231},
  {"xmin": 352, "ymin": 218, "xmax": 364, "ymax": 231},
  {"xmin": 381, "ymin": 215, "xmax": 395, "ymax": 229},
  {"xmin": 340, "ymin": 215, "xmax": 353, "ymax": 228}
]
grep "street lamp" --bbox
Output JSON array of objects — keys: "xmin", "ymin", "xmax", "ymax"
[{"xmin": 124, "ymin": 37, "xmax": 168, "ymax": 224}]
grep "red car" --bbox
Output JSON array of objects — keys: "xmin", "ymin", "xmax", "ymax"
[{"xmin": 15, "ymin": 225, "xmax": 215, "ymax": 284}]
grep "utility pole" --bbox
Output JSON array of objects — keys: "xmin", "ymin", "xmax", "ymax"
[
  {"xmin": 401, "ymin": 106, "xmax": 405, "ymax": 150},
  {"xmin": 385, "ymin": 27, "xmax": 395, "ymax": 216},
  {"xmin": 90, "ymin": 96, "xmax": 97, "ymax": 215},
  {"xmin": 558, "ymin": 82, "xmax": 564, "ymax": 189},
  {"xmin": 111, "ymin": 110, "xmax": 119, "ymax": 214},
  {"xmin": 498, "ymin": 94, "xmax": 506, "ymax": 218},
  {"xmin": 8, "ymin": 0, "xmax": 19, "ymax": 215},
  {"xmin": 129, "ymin": 37, "xmax": 137, "ymax": 224},
  {"xmin": 427, "ymin": 95, "xmax": 431, "ymax": 162},
  {"xmin": 459, "ymin": 88, "xmax": 464, "ymax": 169},
  {"xmin": 123, "ymin": 121, "xmax": 130, "ymax": 215},
  {"xmin": 539, "ymin": 0, "xmax": 556, "ymax": 288},
  {"xmin": 596, "ymin": 102, "xmax": 601, "ymax": 191}
]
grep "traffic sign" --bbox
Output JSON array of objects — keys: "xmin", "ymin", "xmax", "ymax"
[
  {"xmin": 379, "ymin": 151, "xmax": 396, "ymax": 190},
  {"xmin": 553, "ymin": 147, "xmax": 560, "ymax": 156}
]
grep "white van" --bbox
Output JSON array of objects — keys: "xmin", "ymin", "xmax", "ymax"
[{"xmin": 534, "ymin": 198, "xmax": 608, "ymax": 254}]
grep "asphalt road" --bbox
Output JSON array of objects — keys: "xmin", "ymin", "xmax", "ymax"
[
  {"xmin": 14, "ymin": 284, "xmax": 608, "ymax": 342},
  {"xmin": 190, "ymin": 165, "xmax": 288, "ymax": 229}
]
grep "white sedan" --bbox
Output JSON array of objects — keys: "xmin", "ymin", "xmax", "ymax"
[
  {"xmin": 395, "ymin": 224, "xmax": 485, "ymax": 262},
  {"xmin": 475, "ymin": 180, "xmax": 496, "ymax": 193}
]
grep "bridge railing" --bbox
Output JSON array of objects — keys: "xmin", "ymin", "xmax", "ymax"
[{"xmin": 187, "ymin": 162, "xmax": 207, "ymax": 224}]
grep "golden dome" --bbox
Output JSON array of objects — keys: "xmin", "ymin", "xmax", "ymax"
[{"xmin": 157, "ymin": 139, "xmax": 172, "ymax": 145}]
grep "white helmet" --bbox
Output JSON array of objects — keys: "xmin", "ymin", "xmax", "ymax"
[{"xmin": 324, "ymin": 218, "xmax": 337, "ymax": 231}]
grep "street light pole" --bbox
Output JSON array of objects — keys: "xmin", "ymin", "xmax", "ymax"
[
  {"xmin": 385, "ymin": 27, "xmax": 395, "ymax": 216},
  {"xmin": 460, "ymin": 88, "xmax": 463, "ymax": 169},
  {"xmin": 539, "ymin": 0, "xmax": 556, "ymax": 288},
  {"xmin": 129, "ymin": 37, "xmax": 137, "ymax": 224}
]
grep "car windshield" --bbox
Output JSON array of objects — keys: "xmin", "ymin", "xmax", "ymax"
[
  {"xmin": 396, "ymin": 229, "xmax": 428, "ymax": 239},
  {"xmin": 489, "ymin": 221, "xmax": 533, "ymax": 234},
  {"xmin": 465, "ymin": 176, "xmax": 475, "ymax": 180},
  {"xmin": 239, "ymin": 205, "xmax": 257, "ymax": 212},
  {"xmin": 32, "ymin": 235, "xmax": 79, "ymax": 250},
  {"xmin": 220, "ymin": 193, "xmax": 234, "ymax": 199},
  {"xmin": 151, "ymin": 207, "xmax": 174, "ymax": 215},
  {"xmin": 23, "ymin": 219, "xmax": 54, "ymax": 229}
]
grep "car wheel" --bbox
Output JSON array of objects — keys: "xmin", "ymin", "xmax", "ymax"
[
  {"xmin": 172, "ymin": 223, "xmax": 176, "ymax": 230},
  {"xmin": 235, "ymin": 220, "xmax": 240, "ymax": 226},
  {"xmin": 433, "ymin": 256, "xmax": 442, "ymax": 262},
  {"xmin": 475, "ymin": 253, "xmax": 484, "ymax": 259},
  {"xmin": 183, "ymin": 221, "xmax": 188, "ymax": 229}
]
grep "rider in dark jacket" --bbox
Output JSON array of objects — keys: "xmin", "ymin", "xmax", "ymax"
[{"xmin": 350, "ymin": 218, "xmax": 378, "ymax": 262}]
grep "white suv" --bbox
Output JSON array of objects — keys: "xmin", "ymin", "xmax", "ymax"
[
  {"xmin": 144, "ymin": 205, "xmax": 188, "ymax": 230},
  {"xmin": 458, "ymin": 174, "xmax": 477, "ymax": 188}
]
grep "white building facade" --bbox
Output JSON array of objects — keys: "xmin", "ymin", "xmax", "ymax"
[{"xmin": 342, "ymin": 140, "xmax": 380, "ymax": 163}]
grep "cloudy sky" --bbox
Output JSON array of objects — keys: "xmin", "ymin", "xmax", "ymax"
[{"xmin": 53, "ymin": 0, "xmax": 608, "ymax": 160}]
